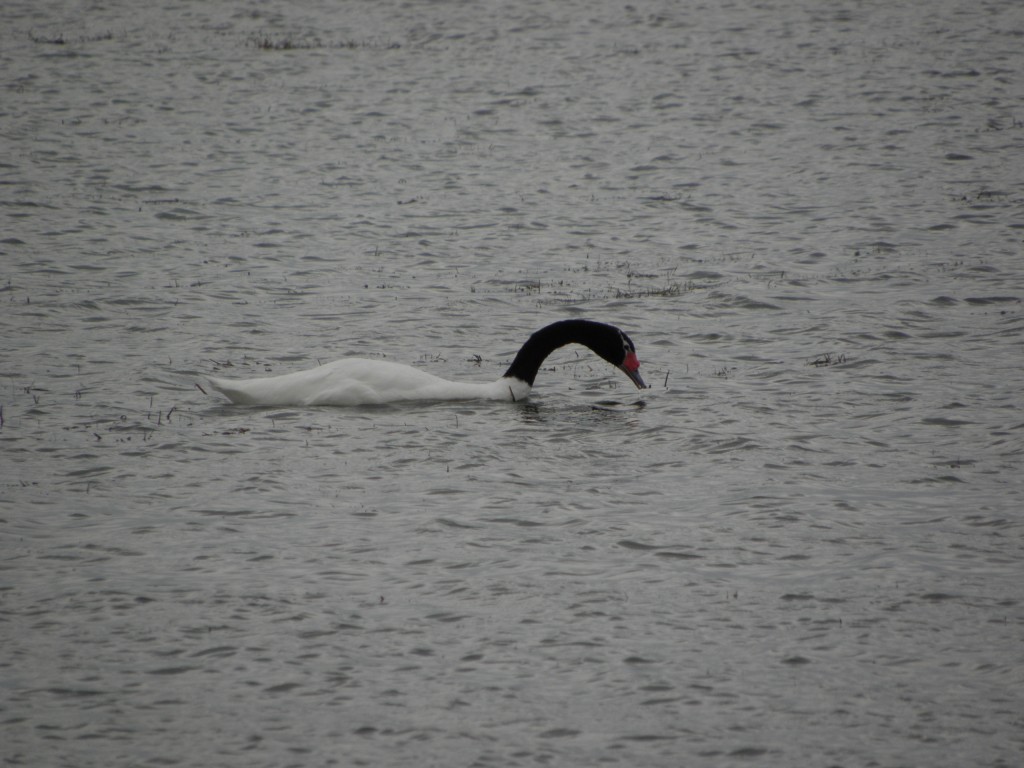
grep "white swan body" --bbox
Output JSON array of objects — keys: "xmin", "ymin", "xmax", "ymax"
[
  {"xmin": 207, "ymin": 359, "xmax": 531, "ymax": 407},
  {"xmin": 205, "ymin": 319, "xmax": 646, "ymax": 407}
]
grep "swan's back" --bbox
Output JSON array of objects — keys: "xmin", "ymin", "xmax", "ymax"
[{"xmin": 207, "ymin": 358, "xmax": 514, "ymax": 407}]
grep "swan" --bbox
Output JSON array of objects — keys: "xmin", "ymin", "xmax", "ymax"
[{"xmin": 205, "ymin": 319, "xmax": 647, "ymax": 406}]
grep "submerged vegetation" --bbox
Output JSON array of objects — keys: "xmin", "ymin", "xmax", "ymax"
[
  {"xmin": 494, "ymin": 263, "xmax": 698, "ymax": 306},
  {"xmin": 614, "ymin": 281, "xmax": 688, "ymax": 299},
  {"xmin": 27, "ymin": 28, "xmax": 399, "ymax": 51},
  {"xmin": 808, "ymin": 352, "xmax": 847, "ymax": 367},
  {"xmin": 29, "ymin": 30, "xmax": 116, "ymax": 45},
  {"xmin": 246, "ymin": 33, "xmax": 401, "ymax": 51}
]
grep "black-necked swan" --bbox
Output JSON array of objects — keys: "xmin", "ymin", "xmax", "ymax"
[{"xmin": 205, "ymin": 319, "xmax": 647, "ymax": 407}]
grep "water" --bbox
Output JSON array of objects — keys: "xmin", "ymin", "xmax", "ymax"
[{"xmin": 2, "ymin": 0, "xmax": 1023, "ymax": 765}]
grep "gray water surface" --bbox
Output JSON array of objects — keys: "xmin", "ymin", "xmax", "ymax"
[{"xmin": 2, "ymin": 1, "xmax": 1023, "ymax": 766}]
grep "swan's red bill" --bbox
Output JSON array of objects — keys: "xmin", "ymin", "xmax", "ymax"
[{"xmin": 619, "ymin": 351, "xmax": 647, "ymax": 389}]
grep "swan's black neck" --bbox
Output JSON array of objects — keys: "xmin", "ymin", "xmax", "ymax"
[{"xmin": 503, "ymin": 319, "xmax": 637, "ymax": 386}]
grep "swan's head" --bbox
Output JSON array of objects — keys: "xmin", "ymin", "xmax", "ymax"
[
  {"xmin": 615, "ymin": 330, "xmax": 648, "ymax": 390},
  {"xmin": 591, "ymin": 325, "xmax": 647, "ymax": 390}
]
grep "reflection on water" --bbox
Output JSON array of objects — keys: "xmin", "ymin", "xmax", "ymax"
[{"xmin": 2, "ymin": 0, "xmax": 1022, "ymax": 766}]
